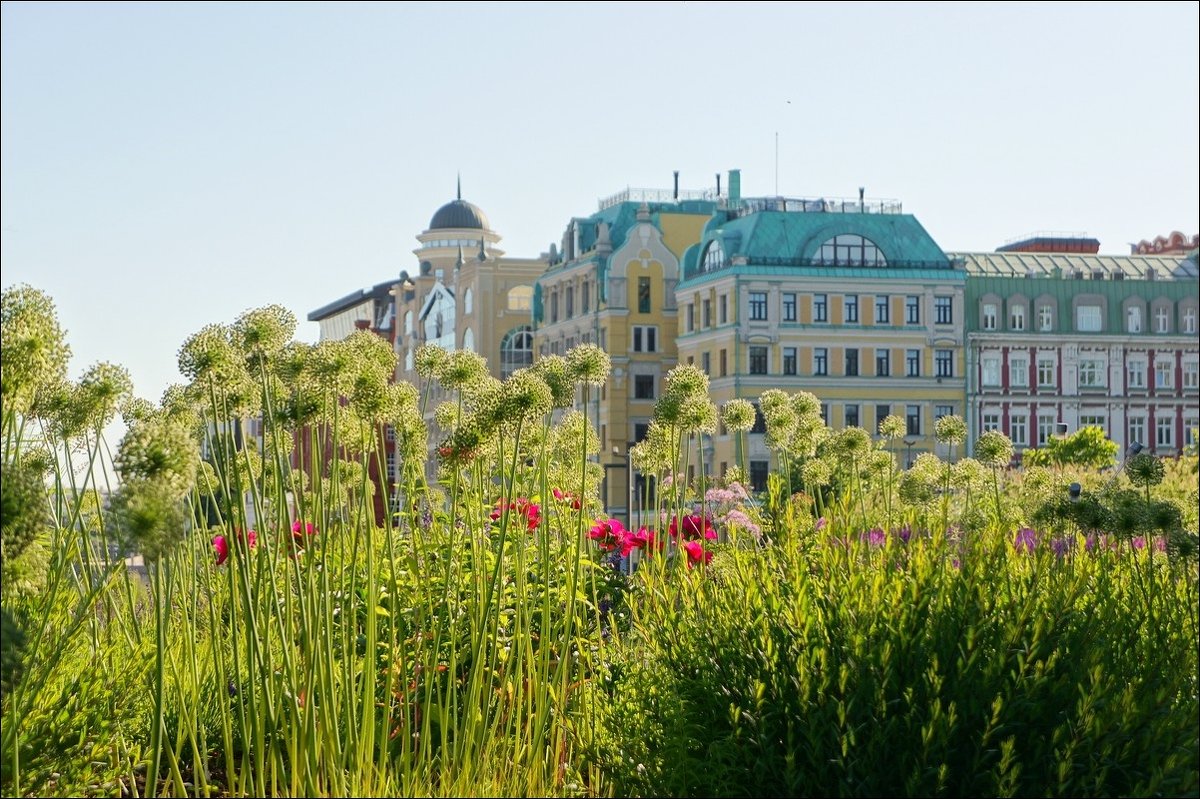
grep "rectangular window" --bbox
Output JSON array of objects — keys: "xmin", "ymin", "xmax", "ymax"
[
  {"xmin": 845, "ymin": 404, "xmax": 859, "ymax": 428},
  {"xmin": 686, "ymin": 303, "xmax": 695, "ymax": 332},
  {"xmin": 565, "ymin": 286, "xmax": 574, "ymax": 318},
  {"xmin": 1009, "ymin": 304, "xmax": 1025, "ymax": 331},
  {"xmin": 820, "ymin": 403, "xmax": 830, "ymax": 426},
  {"xmin": 550, "ymin": 292, "xmax": 559, "ymax": 323},
  {"xmin": 385, "ymin": 425, "xmax": 396, "ymax": 443},
  {"xmin": 1010, "ymin": 414, "xmax": 1028, "ymax": 447},
  {"xmin": 906, "ymin": 404, "xmax": 921, "ymax": 436},
  {"xmin": 1155, "ymin": 359, "xmax": 1173, "ymax": 389},
  {"xmin": 814, "ymin": 348, "xmax": 828, "ymax": 376},
  {"xmin": 1156, "ymin": 417, "xmax": 1174, "ymax": 448},
  {"xmin": 1186, "ymin": 422, "xmax": 1199, "ymax": 447},
  {"xmin": 876, "ymin": 349, "xmax": 890, "ymax": 377},
  {"xmin": 749, "ymin": 346, "xmax": 768, "ymax": 375},
  {"xmin": 935, "ymin": 349, "xmax": 953, "ymax": 378},
  {"xmin": 1127, "ymin": 306, "xmax": 1142, "ymax": 333},
  {"xmin": 1128, "ymin": 359, "xmax": 1146, "ymax": 389},
  {"xmin": 935, "ymin": 404, "xmax": 954, "ymax": 420},
  {"xmin": 981, "ymin": 355, "xmax": 1001, "ymax": 387},
  {"xmin": 632, "ymin": 326, "xmax": 657, "ymax": 353},
  {"xmin": 701, "ymin": 351, "xmax": 711, "ymax": 375},
  {"xmin": 1038, "ymin": 357, "xmax": 1056, "ymax": 388},
  {"xmin": 1185, "ymin": 308, "xmax": 1197, "ymax": 334},
  {"xmin": 719, "ymin": 349, "xmax": 727, "ymax": 377},
  {"xmin": 1076, "ymin": 305, "xmax": 1102, "ymax": 332},
  {"xmin": 905, "ymin": 295, "xmax": 920, "ymax": 325},
  {"xmin": 719, "ymin": 295, "xmax": 727, "ymax": 324},
  {"xmin": 875, "ymin": 295, "xmax": 890, "ymax": 324},
  {"xmin": 906, "ymin": 349, "xmax": 921, "ymax": 377},
  {"xmin": 634, "ymin": 374, "xmax": 655, "ymax": 400},
  {"xmin": 638, "ymin": 277, "xmax": 651, "ymax": 313},
  {"xmin": 876, "ymin": 404, "xmax": 890, "ymax": 431},
  {"xmin": 581, "ymin": 281, "xmax": 590, "ymax": 314},
  {"xmin": 749, "ymin": 291, "xmax": 768, "ymax": 321},
  {"xmin": 1038, "ymin": 304, "xmax": 1053, "ymax": 331},
  {"xmin": 1078, "ymin": 357, "xmax": 1106, "ymax": 388},
  {"xmin": 982, "ymin": 413, "xmax": 1001, "ymax": 433},
  {"xmin": 703, "ymin": 299, "xmax": 712, "ymax": 328},
  {"xmin": 813, "ymin": 294, "xmax": 827, "ymax": 323},
  {"xmin": 1155, "ymin": 306, "xmax": 1170, "ymax": 333},
  {"xmin": 749, "ymin": 460, "xmax": 769, "ymax": 492},
  {"xmin": 1129, "ymin": 417, "xmax": 1146, "ymax": 448},
  {"xmin": 982, "ymin": 303, "xmax": 997, "ymax": 331},
  {"xmin": 783, "ymin": 347, "xmax": 797, "ymax": 375},
  {"xmin": 386, "ymin": 452, "xmax": 397, "ymax": 480},
  {"xmin": 783, "ymin": 293, "xmax": 797, "ymax": 322},
  {"xmin": 1079, "ymin": 414, "xmax": 1106, "ymax": 429},
  {"xmin": 1037, "ymin": 415, "xmax": 1056, "ymax": 445},
  {"xmin": 845, "ymin": 348, "xmax": 858, "ymax": 377},
  {"xmin": 845, "ymin": 295, "xmax": 859, "ymax": 323},
  {"xmin": 935, "ymin": 296, "xmax": 952, "ymax": 325},
  {"xmin": 1010, "ymin": 355, "xmax": 1028, "ymax": 387},
  {"xmin": 1184, "ymin": 361, "xmax": 1198, "ymax": 389}
]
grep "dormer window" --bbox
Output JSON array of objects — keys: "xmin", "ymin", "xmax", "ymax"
[
  {"xmin": 817, "ymin": 234, "xmax": 887, "ymax": 266},
  {"xmin": 702, "ymin": 240, "xmax": 727, "ymax": 272}
]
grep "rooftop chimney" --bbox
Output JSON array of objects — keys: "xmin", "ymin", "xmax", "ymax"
[
  {"xmin": 728, "ymin": 169, "xmax": 741, "ymax": 202},
  {"xmin": 673, "ymin": 170, "xmax": 679, "ymax": 200}
]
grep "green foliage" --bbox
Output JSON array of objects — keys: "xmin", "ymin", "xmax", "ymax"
[
  {"xmin": 1023, "ymin": 425, "xmax": 1119, "ymax": 470},
  {"xmin": 586, "ymin": 527, "xmax": 1200, "ymax": 797}
]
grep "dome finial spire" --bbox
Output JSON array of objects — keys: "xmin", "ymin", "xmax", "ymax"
[{"xmin": 457, "ymin": 172, "xmax": 462, "ymax": 201}]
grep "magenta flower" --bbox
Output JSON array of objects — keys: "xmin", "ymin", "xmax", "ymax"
[
  {"xmin": 620, "ymin": 526, "xmax": 659, "ymax": 557},
  {"xmin": 213, "ymin": 528, "xmax": 257, "ymax": 565},
  {"xmin": 1050, "ymin": 537, "xmax": 1070, "ymax": 559},
  {"xmin": 681, "ymin": 539, "xmax": 712, "ymax": 569},
  {"xmin": 815, "ymin": 517, "xmax": 828, "ymax": 532},
  {"xmin": 894, "ymin": 526, "xmax": 912, "ymax": 544},
  {"xmin": 861, "ymin": 527, "xmax": 886, "ymax": 547},
  {"xmin": 668, "ymin": 513, "xmax": 716, "ymax": 541},
  {"xmin": 588, "ymin": 518, "xmax": 626, "ymax": 552}
]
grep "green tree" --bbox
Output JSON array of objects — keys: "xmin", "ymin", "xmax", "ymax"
[{"xmin": 1023, "ymin": 425, "xmax": 1118, "ymax": 471}]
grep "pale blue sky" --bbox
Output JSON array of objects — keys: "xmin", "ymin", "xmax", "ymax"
[{"xmin": 3, "ymin": 1, "xmax": 1198, "ymax": 414}]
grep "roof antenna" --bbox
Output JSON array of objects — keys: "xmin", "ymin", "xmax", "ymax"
[{"xmin": 457, "ymin": 172, "xmax": 462, "ymax": 200}]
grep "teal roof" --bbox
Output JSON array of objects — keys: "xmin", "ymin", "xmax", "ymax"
[{"xmin": 680, "ymin": 209, "xmax": 950, "ymax": 285}]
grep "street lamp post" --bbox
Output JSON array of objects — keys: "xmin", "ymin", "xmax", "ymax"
[{"xmin": 903, "ymin": 439, "xmax": 917, "ymax": 468}]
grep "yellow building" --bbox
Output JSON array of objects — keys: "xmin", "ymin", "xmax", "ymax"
[
  {"xmin": 393, "ymin": 184, "xmax": 547, "ymax": 464},
  {"xmin": 534, "ymin": 185, "xmax": 717, "ymax": 519},
  {"xmin": 675, "ymin": 178, "xmax": 967, "ymax": 490}
]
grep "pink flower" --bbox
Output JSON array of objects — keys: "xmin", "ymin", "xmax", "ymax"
[
  {"xmin": 681, "ymin": 539, "xmax": 712, "ymax": 569},
  {"xmin": 588, "ymin": 518, "xmax": 626, "ymax": 552},
  {"xmin": 861, "ymin": 527, "xmax": 886, "ymax": 547},
  {"xmin": 815, "ymin": 517, "xmax": 828, "ymax": 532}
]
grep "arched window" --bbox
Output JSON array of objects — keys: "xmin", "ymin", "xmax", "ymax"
[
  {"xmin": 464, "ymin": 287, "xmax": 474, "ymax": 315},
  {"xmin": 817, "ymin": 234, "xmax": 887, "ymax": 266},
  {"xmin": 462, "ymin": 327, "xmax": 475, "ymax": 352},
  {"xmin": 508, "ymin": 285, "xmax": 533, "ymax": 311},
  {"xmin": 702, "ymin": 240, "xmax": 727, "ymax": 272},
  {"xmin": 500, "ymin": 326, "xmax": 534, "ymax": 379}
]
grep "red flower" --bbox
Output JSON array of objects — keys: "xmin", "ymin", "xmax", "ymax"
[
  {"xmin": 213, "ymin": 528, "xmax": 257, "ymax": 565},
  {"xmin": 588, "ymin": 518, "xmax": 626, "ymax": 552},
  {"xmin": 681, "ymin": 539, "xmax": 712, "ymax": 569},
  {"xmin": 490, "ymin": 498, "xmax": 541, "ymax": 532},
  {"xmin": 552, "ymin": 488, "xmax": 582, "ymax": 510},
  {"xmin": 668, "ymin": 513, "xmax": 715, "ymax": 541}
]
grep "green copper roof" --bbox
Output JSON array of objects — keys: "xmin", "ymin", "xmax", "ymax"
[{"xmin": 681, "ymin": 209, "xmax": 950, "ymax": 285}]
